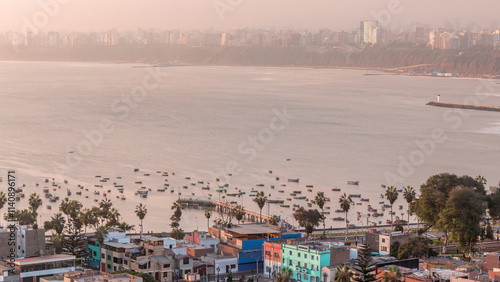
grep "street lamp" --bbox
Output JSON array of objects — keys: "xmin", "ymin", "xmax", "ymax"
[{"xmin": 216, "ymin": 267, "xmax": 220, "ymax": 282}]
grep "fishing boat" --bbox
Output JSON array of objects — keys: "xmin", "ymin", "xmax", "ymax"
[
  {"xmin": 114, "ymin": 185, "xmax": 123, "ymax": 188},
  {"xmin": 356, "ymin": 202, "xmax": 362, "ymax": 205},
  {"xmin": 332, "ymin": 217, "xmax": 345, "ymax": 221},
  {"xmin": 275, "ymin": 177, "xmax": 280, "ymax": 180},
  {"xmin": 134, "ymin": 168, "xmax": 139, "ymax": 172},
  {"xmin": 383, "ymin": 204, "xmax": 391, "ymax": 208},
  {"xmin": 381, "ymin": 184, "xmax": 386, "ymax": 188},
  {"xmin": 268, "ymin": 200, "xmax": 285, "ymax": 204},
  {"xmin": 185, "ymin": 177, "xmax": 191, "ymax": 180},
  {"xmin": 198, "ymin": 181, "xmax": 204, "ymax": 184},
  {"xmin": 349, "ymin": 194, "xmax": 361, "ymax": 198},
  {"xmin": 307, "ymin": 203, "xmax": 312, "ymax": 207},
  {"xmin": 360, "ymin": 198, "xmax": 369, "ymax": 202},
  {"xmin": 280, "ymin": 204, "xmax": 290, "ymax": 208},
  {"xmin": 347, "ymin": 181, "xmax": 359, "ymax": 185},
  {"xmin": 290, "ymin": 193, "xmax": 296, "ymax": 196},
  {"xmin": 379, "ymin": 201, "xmax": 384, "ymax": 204},
  {"xmin": 43, "ymin": 188, "xmax": 49, "ymax": 193},
  {"xmin": 120, "ymin": 195, "xmax": 126, "ymax": 200},
  {"xmin": 256, "ymin": 184, "xmax": 264, "ymax": 187},
  {"xmin": 67, "ymin": 191, "xmax": 71, "ymax": 196},
  {"xmin": 335, "ymin": 209, "xmax": 344, "ymax": 213},
  {"xmin": 76, "ymin": 191, "xmax": 82, "ymax": 195},
  {"xmin": 202, "ymin": 187, "xmax": 210, "ymax": 190},
  {"xmin": 380, "ymin": 194, "xmax": 384, "ymax": 198},
  {"xmin": 295, "ymin": 196, "xmax": 306, "ymax": 200},
  {"xmin": 396, "ymin": 189, "xmax": 403, "ymax": 193},
  {"xmin": 307, "ymin": 189, "xmax": 312, "ymax": 192},
  {"xmin": 144, "ymin": 173, "xmax": 150, "ymax": 176},
  {"xmin": 287, "ymin": 178, "xmax": 299, "ymax": 183},
  {"xmin": 278, "ymin": 190, "xmax": 284, "ymax": 193},
  {"xmin": 46, "ymin": 205, "xmax": 51, "ymax": 210},
  {"xmin": 135, "ymin": 181, "xmax": 142, "ymax": 184},
  {"xmin": 306, "ymin": 185, "xmax": 313, "ymax": 188},
  {"xmin": 286, "ymin": 198, "xmax": 292, "ymax": 201},
  {"xmin": 157, "ymin": 188, "xmax": 166, "ymax": 192},
  {"xmin": 94, "ymin": 191, "xmax": 100, "ymax": 195},
  {"xmin": 293, "ymin": 191, "xmax": 302, "ymax": 194},
  {"xmin": 399, "ymin": 205, "xmax": 403, "ymax": 209}
]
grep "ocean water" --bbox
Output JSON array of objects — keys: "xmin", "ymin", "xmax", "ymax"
[{"xmin": 0, "ymin": 61, "xmax": 499, "ymax": 233}]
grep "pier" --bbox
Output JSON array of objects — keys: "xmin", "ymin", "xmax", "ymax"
[
  {"xmin": 179, "ymin": 198, "xmax": 272, "ymax": 223},
  {"xmin": 426, "ymin": 101, "xmax": 500, "ymax": 112}
]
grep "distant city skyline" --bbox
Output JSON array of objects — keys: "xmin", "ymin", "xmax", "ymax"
[{"xmin": 0, "ymin": 0, "xmax": 498, "ymax": 32}]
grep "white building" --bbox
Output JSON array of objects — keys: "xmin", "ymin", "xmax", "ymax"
[
  {"xmin": 16, "ymin": 254, "xmax": 75, "ymax": 281},
  {"xmin": 200, "ymin": 255, "xmax": 238, "ymax": 275}
]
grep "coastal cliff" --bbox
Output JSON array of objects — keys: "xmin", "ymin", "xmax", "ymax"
[{"xmin": 1, "ymin": 45, "xmax": 499, "ymax": 77}]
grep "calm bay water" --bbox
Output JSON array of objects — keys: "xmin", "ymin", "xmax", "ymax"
[{"xmin": 0, "ymin": 61, "xmax": 499, "ymax": 233}]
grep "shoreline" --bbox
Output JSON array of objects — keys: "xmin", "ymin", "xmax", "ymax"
[{"xmin": 2, "ymin": 59, "xmax": 499, "ymax": 80}]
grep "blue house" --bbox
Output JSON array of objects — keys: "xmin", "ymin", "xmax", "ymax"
[{"xmin": 212, "ymin": 224, "xmax": 301, "ymax": 272}]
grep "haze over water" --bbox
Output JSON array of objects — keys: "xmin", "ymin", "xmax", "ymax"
[{"xmin": 1, "ymin": 61, "xmax": 499, "ymax": 233}]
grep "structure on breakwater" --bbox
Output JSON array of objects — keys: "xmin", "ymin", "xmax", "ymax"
[{"xmin": 426, "ymin": 96, "xmax": 500, "ymax": 113}]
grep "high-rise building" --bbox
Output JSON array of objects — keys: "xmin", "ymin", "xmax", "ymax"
[{"xmin": 360, "ymin": 21, "xmax": 378, "ymax": 45}]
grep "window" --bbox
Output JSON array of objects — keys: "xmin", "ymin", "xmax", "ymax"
[
  {"xmin": 289, "ymin": 251, "xmax": 292, "ymax": 255},
  {"xmin": 298, "ymin": 262, "xmax": 301, "ymax": 267},
  {"xmin": 304, "ymin": 254, "xmax": 307, "ymax": 259},
  {"xmin": 107, "ymin": 255, "xmax": 111, "ymax": 260},
  {"xmin": 316, "ymin": 276, "xmax": 320, "ymax": 282},
  {"xmin": 298, "ymin": 253, "xmax": 301, "ymax": 258},
  {"xmin": 231, "ymin": 264, "xmax": 236, "ymax": 269},
  {"xmin": 289, "ymin": 260, "xmax": 292, "ymax": 266},
  {"xmin": 304, "ymin": 274, "xmax": 309, "ymax": 280},
  {"xmin": 265, "ymin": 251, "xmax": 271, "ymax": 256},
  {"xmin": 183, "ymin": 257, "xmax": 190, "ymax": 265},
  {"xmin": 164, "ymin": 273, "xmax": 168, "ymax": 278},
  {"xmin": 107, "ymin": 264, "xmax": 111, "ymax": 269},
  {"xmin": 124, "ymin": 260, "xmax": 128, "ymax": 265},
  {"xmin": 93, "ymin": 251, "xmax": 97, "ymax": 257},
  {"xmin": 305, "ymin": 263, "xmax": 307, "ymax": 268},
  {"xmin": 297, "ymin": 273, "xmax": 302, "ymax": 281},
  {"xmin": 282, "ymin": 258, "xmax": 285, "ymax": 263},
  {"xmin": 311, "ymin": 255, "xmax": 314, "ymax": 260},
  {"xmin": 102, "ymin": 253, "xmax": 105, "ymax": 259},
  {"xmin": 382, "ymin": 238, "xmax": 386, "ymax": 243},
  {"xmin": 274, "ymin": 252, "xmax": 280, "ymax": 258},
  {"xmin": 114, "ymin": 266, "xmax": 117, "ymax": 271},
  {"xmin": 164, "ymin": 264, "xmax": 171, "ymax": 268}
]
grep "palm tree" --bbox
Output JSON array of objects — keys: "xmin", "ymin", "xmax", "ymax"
[
  {"xmin": 381, "ymin": 266, "xmax": 402, "ymax": 282},
  {"xmin": 95, "ymin": 226, "xmax": 108, "ymax": 247},
  {"xmin": 28, "ymin": 193, "xmax": 42, "ymax": 222},
  {"xmin": 43, "ymin": 213, "xmax": 66, "ymax": 235},
  {"xmin": 234, "ymin": 205, "xmax": 245, "ymax": 225},
  {"xmin": 276, "ymin": 267, "xmax": 293, "ymax": 282},
  {"xmin": 171, "ymin": 200, "xmax": 185, "ymax": 219},
  {"xmin": 339, "ymin": 193, "xmax": 353, "ymax": 241},
  {"xmin": 205, "ymin": 208, "xmax": 212, "ymax": 230},
  {"xmin": 99, "ymin": 198, "xmax": 113, "ymax": 210},
  {"xmin": 385, "ymin": 186, "xmax": 399, "ymax": 231},
  {"xmin": 106, "ymin": 208, "xmax": 121, "ymax": 227},
  {"xmin": 253, "ymin": 191, "xmax": 267, "ymax": 223},
  {"xmin": 334, "ymin": 265, "xmax": 353, "ymax": 282},
  {"xmin": 476, "ymin": 175, "xmax": 487, "ymax": 186},
  {"xmin": 135, "ymin": 203, "xmax": 147, "ymax": 239},
  {"xmin": 403, "ymin": 186, "xmax": 416, "ymax": 233},
  {"xmin": 0, "ymin": 192, "xmax": 7, "ymax": 227},
  {"xmin": 315, "ymin": 192, "xmax": 327, "ymax": 237},
  {"xmin": 80, "ymin": 208, "xmax": 95, "ymax": 234}
]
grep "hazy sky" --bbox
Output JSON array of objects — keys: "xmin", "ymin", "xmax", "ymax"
[{"xmin": 1, "ymin": 0, "xmax": 498, "ymax": 32}]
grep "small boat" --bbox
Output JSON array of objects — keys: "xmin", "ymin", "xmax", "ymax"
[
  {"xmin": 399, "ymin": 205, "xmax": 403, "ymax": 209},
  {"xmin": 202, "ymin": 187, "xmax": 210, "ymax": 190},
  {"xmin": 287, "ymin": 178, "xmax": 299, "ymax": 183},
  {"xmin": 293, "ymin": 191, "xmax": 302, "ymax": 194},
  {"xmin": 381, "ymin": 184, "xmax": 386, "ymax": 188},
  {"xmin": 95, "ymin": 175, "xmax": 101, "ymax": 178},
  {"xmin": 280, "ymin": 204, "xmax": 290, "ymax": 208},
  {"xmin": 335, "ymin": 209, "xmax": 344, "ymax": 213},
  {"xmin": 76, "ymin": 191, "xmax": 82, "ymax": 195},
  {"xmin": 85, "ymin": 195, "xmax": 89, "ymax": 198},
  {"xmin": 379, "ymin": 201, "xmax": 384, "ymax": 204},
  {"xmin": 332, "ymin": 217, "xmax": 345, "ymax": 221},
  {"xmin": 278, "ymin": 190, "xmax": 284, "ymax": 193},
  {"xmin": 380, "ymin": 194, "xmax": 384, "ymax": 198},
  {"xmin": 306, "ymin": 185, "xmax": 313, "ymax": 188},
  {"xmin": 144, "ymin": 174, "xmax": 150, "ymax": 176},
  {"xmin": 290, "ymin": 193, "xmax": 296, "ymax": 196},
  {"xmin": 43, "ymin": 188, "xmax": 49, "ymax": 193},
  {"xmin": 198, "ymin": 181, "xmax": 204, "ymax": 184},
  {"xmin": 135, "ymin": 181, "xmax": 142, "ymax": 184},
  {"xmin": 347, "ymin": 181, "xmax": 359, "ymax": 185},
  {"xmin": 397, "ymin": 189, "xmax": 403, "ymax": 193},
  {"xmin": 307, "ymin": 189, "xmax": 312, "ymax": 192},
  {"xmin": 275, "ymin": 177, "xmax": 279, "ymax": 180},
  {"xmin": 94, "ymin": 191, "xmax": 100, "ymax": 195},
  {"xmin": 99, "ymin": 179, "xmax": 107, "ymax": 182},
  {"xmin": 46, "ymin": 205, "xmax": 51, "ymax": 209},
  {"xmin": 332, "ymin": 188, "xmax": 341, "ymax": 192},
  {"xmin": 67, "ymin": 191, "xmax": 71, "ymax": 196},
  {"xmin": 256, "ymin": 184, "xmax": 264, "ymax": 187},
  {"xmin": 386, "ymin": 220, "xmax": 392, "ymax": 224},
  {"xmin": 349, "ymin": 194, "xmax": 361, "ymax": 198},
  {"xmin": 360, "ymin": 198, "xmax": 369, "ymax": 202},
  {"xmin": 268, "ymin": 200, "xmax": 285, "ymax": 204},
  {"xmin": 114, "ymin": 185, "xmax": 123, "ymax": 188},
  {"xmin": 157, "ymin": 188, "xmax": 166, "ymax": 192},
  {"xmin": 356, "ymin": 202, "xmax": 362, "ymax": 205},
  {"xmin": 307, "ymin": 203, "xmax": 312, "ymax": 207},
  {"xmin": 134, "ymin": 168, "xmax": 139, "ymax": 172}
]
